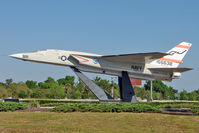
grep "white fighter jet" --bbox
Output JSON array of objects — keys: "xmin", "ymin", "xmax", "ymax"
[{"xmin": 10, "ymin": 42, "xmax": 192, "ymax": 102}]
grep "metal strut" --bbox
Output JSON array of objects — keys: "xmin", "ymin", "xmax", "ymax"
[
  {"xmin": 118, "ymin": 71, "xmax": 137, "ymax": 103},
  {"xmin": 71, "ymin": 67, "xmax": 114, "ymax": 101},
  {"xmin": 150, "ymin": 80, "xmax": 153, "ymax": 101}
]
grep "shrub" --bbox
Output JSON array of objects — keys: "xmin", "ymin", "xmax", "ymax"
[
  {"xmin": 191, "ymin": 107, "xmax": 199, "ymax": 114},
  {"xmin": 0, "ymin": 102, "xmax": 27, "ymax": 111},
  {"xmin": 51, "ymin": 103, "xmax": 161, "ymax": 113}
]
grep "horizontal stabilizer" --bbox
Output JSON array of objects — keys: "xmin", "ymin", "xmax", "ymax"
[
  {"xmin": 149, "ymin": 67, "xmax": 193, "ymax": 73},
  {"xmin": 101, "ymin": 52, "xmax": 169, "ymax": 64}
]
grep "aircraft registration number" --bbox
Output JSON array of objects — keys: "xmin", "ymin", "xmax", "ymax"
[{"xmin": 156, "ymin": 60, "xmax": 173, "ymax": 66}]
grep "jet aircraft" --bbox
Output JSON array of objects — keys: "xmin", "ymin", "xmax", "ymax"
[{"xmin": 10, "ymin": 42, "xmax": 192, "ymax": 102}]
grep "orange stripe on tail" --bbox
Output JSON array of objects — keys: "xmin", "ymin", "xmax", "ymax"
[
  {"xmin": 176, "ymin": 45, "xmax": 190, "ymax": 49},
  {"xmin": 159, "ymin": 58, "xmax": 183, "ymax": 64}
]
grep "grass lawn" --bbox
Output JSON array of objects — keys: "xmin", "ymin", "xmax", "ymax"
[{"xmin": 0, "ymin": 112, "xmax": 198, "ymax": 133}]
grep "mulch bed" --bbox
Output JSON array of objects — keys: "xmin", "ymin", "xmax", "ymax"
[{"xmin": 162, "ymin": 108, "xmax": 195, "ymax": 115}]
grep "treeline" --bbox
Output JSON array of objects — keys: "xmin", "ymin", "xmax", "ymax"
[
  {"xmin": 0, "ymin": 76, "xmax": 198, "ymax": 101},
  {"xmin": 0, "ymin": 76, "xmax": 120, "ymax": 99}
]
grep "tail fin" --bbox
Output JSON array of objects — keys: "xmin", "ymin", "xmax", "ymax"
[{"xmin": 150, "ymin": 42, "xmax": 192, "ymax": 68}]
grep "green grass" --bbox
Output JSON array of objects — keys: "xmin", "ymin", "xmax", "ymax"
[{"xmin": 0, "ymin": 112, "xmax": 199, "ymax": 133}]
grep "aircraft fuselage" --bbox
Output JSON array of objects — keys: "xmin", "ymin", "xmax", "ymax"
[{"xmin": 10, "ymin": 49, "xmax": 172, "ymax": 81}]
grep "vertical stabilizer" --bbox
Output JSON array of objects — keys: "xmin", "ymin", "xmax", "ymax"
[{"xmin": 150, "ymin": 42, "xmax": 192, "ymax": 68}]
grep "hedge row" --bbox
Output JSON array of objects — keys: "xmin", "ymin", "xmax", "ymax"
[
  {"xmin": 0, "ymin": 102, "xmax": 27, "ymax": 111},
  {"xmin": 21, "ymin": 99, "xmax": 98, "ymax": 105},
  {"xmin": 42, "ymin": 101, "xmax": 199, "ymax": 108},
  {"xmin": 51, "ymin": 103, "xmax": 161, "ymax": 113},
  {"xmin": 146, "ymin": 102, "xmax": 199, "ymax": 109},
  {"xmin": 191, "ymin": 107, "xmax": 199, "ymax": 114}
]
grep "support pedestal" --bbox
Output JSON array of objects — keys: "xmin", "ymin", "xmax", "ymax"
[{"xmin": 118, "ymin": 71, "xmax": 137, "ymax": 103}]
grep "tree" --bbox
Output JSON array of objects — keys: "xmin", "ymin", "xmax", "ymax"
[
  {"xmin": 45, "ymin": 77, "xmax": 56, "ymax": 83},
  {"xmin": 5, "ymin": 79, "xmax": 13, "ymax": 86},
  {"xmin": 70, "ymin": 90, "xmax": 82, "ymax": 99},
  {"xmin": 18, "ymin": 90, "xmax": 27, "ymax": 98},
  {"xmin": 187, "ymin": 91, "xmax": 197, "ymax": 101},
  {"xmin": 57, "ymin": 76, "xmax": 75, "ymax": 97},
  {"xmin": 31, "ymin": 89, "xmax": 42, "ymax": 98},
  {"xmin": 144, "ymin": 80, "xmax": 178, "ymax": 100},
  {"xmin": 7, "ymin": 83, "xmax": 18, "ymax": 98},
  {"xmin": 39, "ymin": 77, "xmax": 58, "ymax": 89},
  {"xmin": 46, "ymin": 85, "xmax": 66, "ymax": 99},
  {"xmin": 27, "ymin": 89, "xmax": 33, "ymax": 98},
  {"xmin": 193, "ymin": 89, "xmax": 199, "ymax": 100},
  {"xmin": 93, "ymin": 77, "xmax": 120, "ymax": 99},
  {"xmin": 74, "ymin": 79, "xmax": 95, "ymax": 99},
  {"xmin": 134, "ymin": 87, "xmax": 150, "ymax": 100},
  {"xmin": 179, "ymin": 90, "xmax": 189, "ymax": 100},
  {"xmin": 94, "ymin": 77, "xmax": 111, "ymax": 94},
  {"xmin": 57, "ymin": 78, "xmax": 65, "ymax": 86},
  {"xmin": 0, "ymin": 85, "xmax": 8, "ymax": 98},
  {"xmin": 0, "ymin": 82, "xmax": 5, "ymax": 86},
  {"xmin": 39, "ymin": 82, "xmax": 50, "ymax": 89},
  {"xmin": 26, "ymin": 80, "xmax": 38, "ymax": 89},
  {"xmin": 7, "ymin": 83, "xmax": 29, "ymax": 98}
]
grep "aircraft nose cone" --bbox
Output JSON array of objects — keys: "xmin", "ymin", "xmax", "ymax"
[{"xmin": 9, "ymin": 53, "xmax": 24, "ymax": 59}]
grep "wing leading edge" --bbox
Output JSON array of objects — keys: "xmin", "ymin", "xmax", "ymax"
[{"xmin": 71, "ymin": 52, "xmax": 168, "ymax": 64}]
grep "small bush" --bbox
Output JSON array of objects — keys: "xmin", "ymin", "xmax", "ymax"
[{"xmin": 0, "ymin": 102, "xmax": 27, "ymax": 111}]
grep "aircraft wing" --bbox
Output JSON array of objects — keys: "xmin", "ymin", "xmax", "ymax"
[
  {"xmin": 149, "ymin": 68, "xmax": 193, "ymax": 73},
  {"xmin": 100, "ymin": 52, "xmax": 169, "ymax": 64}
]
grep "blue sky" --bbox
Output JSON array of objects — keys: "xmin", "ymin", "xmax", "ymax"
[{"xmin": 0, "ymin": 0, "xmax": 198, "ymax": 92}]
